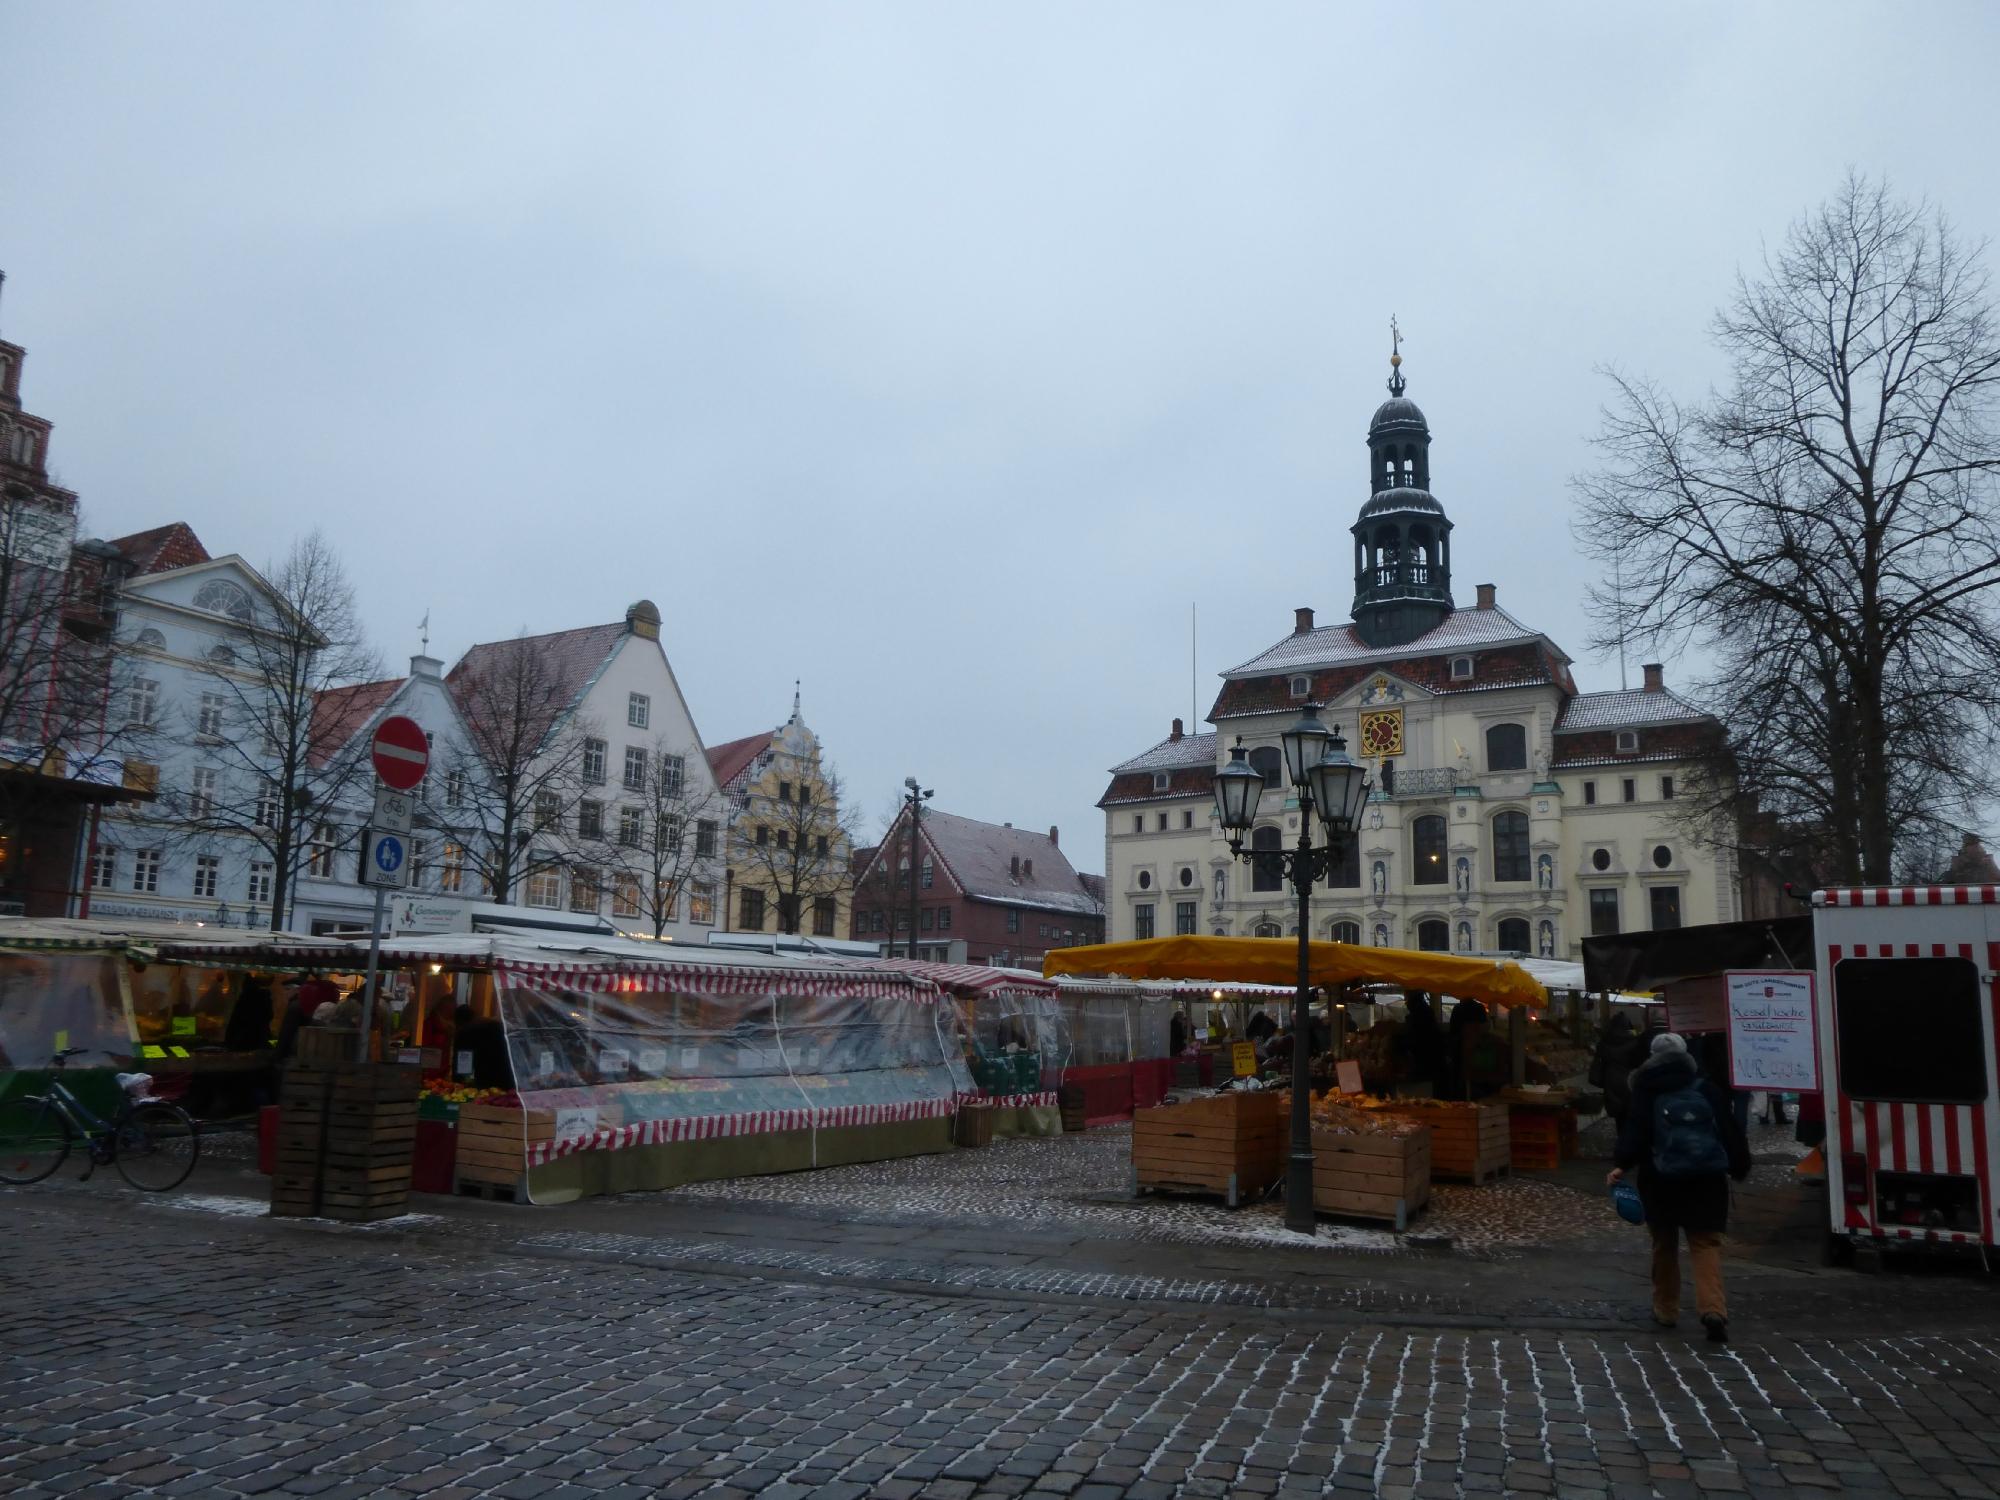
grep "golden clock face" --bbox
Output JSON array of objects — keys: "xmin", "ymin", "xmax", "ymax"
[{"xmin": 1359, "ymin": 708, "xmax": 1404, "ymax": 757}]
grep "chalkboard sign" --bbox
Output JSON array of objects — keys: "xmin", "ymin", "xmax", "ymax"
[{"xmin": 1725, "ymin": 970, "xmax": 1819, "ymax": 1092}]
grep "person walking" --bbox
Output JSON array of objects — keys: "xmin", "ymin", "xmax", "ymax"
[
  {"xmin": 1590, "ymin": 1013, "xmax": 1641, "ymax": 1126},
  {"xmin": 1607, "ymin": 1032, "xmax": 1751, "ymax": 1342}
]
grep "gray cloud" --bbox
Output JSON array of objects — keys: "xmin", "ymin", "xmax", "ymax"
[{"xmin": 6, "ymin": 2, "xmax": 1996, "ymax": 864}]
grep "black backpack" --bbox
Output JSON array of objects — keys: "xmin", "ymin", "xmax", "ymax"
[{"xmin": 1651, "ymin": 1080, "xmax": 1730, "ymax": 1179}]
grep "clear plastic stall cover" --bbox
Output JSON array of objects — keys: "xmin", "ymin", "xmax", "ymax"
[
  {"xmin": 497, "ymin": 968, "xmax": 968, "ymax": 1162},
  {"xmin": 969, "ymin": 987, "xmax": 1071, "ymax": 1079},
  {"xmin": 0, "ymin": 951, "xmax": 130, "ymax": 1072},
  {"xmin": 1063, "ymin": 991, "xmax": 1137, "ymax": 1065}
]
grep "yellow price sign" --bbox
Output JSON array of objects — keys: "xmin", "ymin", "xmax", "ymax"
[
  {"xmin": 171, "ymin": 1016, "xmax": 196, "ymax": 1037},
  {"xmin": 53, "ymin": 1030, "xmax": 69, "ymax": 1052},
  {"xmin": 141, "ymin": 1045, "xmax": 168, "ymax": 1060},
  {"xmin": 1231, "ymin": 1041, "xmax": 1258, "ymax": 1078}
]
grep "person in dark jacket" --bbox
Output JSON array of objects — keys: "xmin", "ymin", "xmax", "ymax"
[
  {"xmin": 1397, "ymin": 992, "xmax": 1446, "ymax": 1092},
  {"xmin": 1590, "ymin": 1014, "xmax": 1641, "ymax": 1124},
  {"xmin": 1608, "ymin": 1032, "xmax": 1752, "ymax": 1342},
  {"xmin": 453, "ymin": 1005, "xmax": 516, "ymax": 1091}
]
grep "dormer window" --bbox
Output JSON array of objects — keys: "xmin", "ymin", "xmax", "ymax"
[
  {"xmin": 1615, "ymin": 730, "xmax": 1640, "ymax": 754},
  {"xmin": 1152, "ymin": 771, "xmax": 1171, "ymax": 792},
  {"xmin": 1450, "ymin": 656, "xmax": 1473, "ymax": 681},
  {"xmin": 1289, "ymin": 675, "xmax": 1311, "ymax": 699}
]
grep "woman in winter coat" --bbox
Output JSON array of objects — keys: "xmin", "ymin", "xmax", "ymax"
[{"xmin": 1608, "ymin": 1032, "xmax": 1752, "ymax": 1342}]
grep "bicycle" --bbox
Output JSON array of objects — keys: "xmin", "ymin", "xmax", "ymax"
[{"xmin": 0, "ymin": 1047, "xmax": 200, "ymax": 1191}]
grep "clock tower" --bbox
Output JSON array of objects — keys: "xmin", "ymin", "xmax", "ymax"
[{"xmin": 1350, "ymin": 344, "xmax": 1454, "ymax": 648}]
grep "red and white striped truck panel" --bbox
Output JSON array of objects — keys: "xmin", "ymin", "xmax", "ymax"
[{"xmin": 1813, "ymin": 888, "xmax": 2000, "ymax": 1247}]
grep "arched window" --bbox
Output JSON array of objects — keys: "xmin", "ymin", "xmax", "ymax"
[
  {"xmin": 1253, "ymin": 921, "xmax": 1282, "ymax": 939},
  {"xmin": 1491, "ymin": 810, "xmax": 1530, "ymax": 882},
  {"xmin": 1416, "ymin": 919, "xmax": 1449, "ymax": 952},
  {"xmin": 1247, "ymin": 746, "xmax": 1282, "ymax": 789},
  {"xmin": 1331, "ymin": 920, "xmax": 1361, "ymax": 945},
  {"xmin": 134, "ymin": 627, "xmax": 166, "ymax": 649},
  {"xmin": 1497, "ymin": 917, "xmax": 1530, "ymax": 954},
  {"xmin": 1486, "ymin": 723, "xmax": 1527, "ymax": 772},
  {"xmin": 192, "ymin": 579, "xmax": 254, "ymax": 621},
  {"xmin": 1250, "ymin": 826, "xmax": 1283, "ymax": 892},
  {"xmin": 1411, "ymin": 815, "xmax": 1447, "ymax": 885}
]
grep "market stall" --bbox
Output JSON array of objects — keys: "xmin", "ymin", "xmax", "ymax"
[
  {"xmin": 1047, "ymin": 935, "xmax": 1548, "ymax": 1214},
  {"xmin": 337, "ymin": 935, "xmax": 971, "ymax": 1204}
]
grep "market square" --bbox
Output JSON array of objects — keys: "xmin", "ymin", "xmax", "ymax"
[{"xmin": 7, "ymin": 4, "xmax": 2000, "ymax": 1497}]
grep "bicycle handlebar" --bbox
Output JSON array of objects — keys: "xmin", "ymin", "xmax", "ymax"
[{"xmin": 49, "ymin": 1047, "xmax": 90, "ymax": 1068}]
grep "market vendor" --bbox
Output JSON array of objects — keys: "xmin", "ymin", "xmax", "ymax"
[{"xmin": 453, "ymin": 1004, "xmax": 514, "ymax": 1090}]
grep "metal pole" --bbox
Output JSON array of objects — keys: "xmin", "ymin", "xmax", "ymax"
[
  {"xmin": 1286, "ymin": 795, "xmax": 1317, "ymax": 1234},
  {"xmin": 907, "ymin": 793, "xmax": 921, "ymax": 960},
  {"xmin": 357, "ymin": 885, "xmax": 387, "ymax": 1064}
]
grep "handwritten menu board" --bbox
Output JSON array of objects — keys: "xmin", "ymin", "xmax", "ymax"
[{"xmin": 1725, "ymin": 970, "xmax": 1819, "ymax": 1092}]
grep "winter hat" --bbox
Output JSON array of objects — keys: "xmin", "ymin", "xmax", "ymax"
[{"xmin": 1651, "ymin": 1031, "xmax": 1688, "ymax": 1057}]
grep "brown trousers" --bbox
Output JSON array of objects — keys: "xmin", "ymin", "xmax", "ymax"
[{"xmin": 1650, "ymin": 1225, "xmax": 1726, "ymax": 1323}]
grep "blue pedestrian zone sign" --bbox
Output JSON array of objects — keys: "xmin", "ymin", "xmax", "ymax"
[{"xmin": 359, "ymin": 828, "xmax": 410, "ymax": 889}]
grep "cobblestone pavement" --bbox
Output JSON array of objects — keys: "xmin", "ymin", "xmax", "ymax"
[{"xmin": 9, "ymin": 1183, "xmax": 2000, "ymax": 1498}]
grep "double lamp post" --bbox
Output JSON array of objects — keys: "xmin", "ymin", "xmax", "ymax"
[{"xmin": 1210, "ymin": 704, "xmax": 1372, "ymax": 1233}]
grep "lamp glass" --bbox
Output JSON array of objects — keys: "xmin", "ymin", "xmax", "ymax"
[
  {"xmin": 1212, "ymin": 743, "xmax": 1263, "ymax": 835},
  {"xmin": 1279, "ymin": 704, "xmax": 1330, "ymax": 788},
  {"xmin": 1308, "ymin": 733, "xmax": 1371, "ymax": 838}
]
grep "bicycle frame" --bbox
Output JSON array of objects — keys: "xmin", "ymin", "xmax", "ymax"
[{"xmin": 31, "ymin": 1076, "xmax": 116, "ymax": 1143}]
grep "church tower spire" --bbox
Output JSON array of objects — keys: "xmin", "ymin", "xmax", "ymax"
[{"xmin": 1350, "ymin": 330, "xmax": 1454, "ymax": 648}]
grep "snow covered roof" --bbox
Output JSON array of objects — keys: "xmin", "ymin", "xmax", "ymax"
[
  {"xmin": 899, "ymin": 808, "xmax": 1105, "ymax": 919},
  {"xmin": 1557, "ymin": 688, "xmax": 1709, "ymax": 730},
  {"xmin": 1224, "ymin": 605, "xmax": 1559, "ymax": 677},
  {"xmin": 1109, "ymin": 731, "xmax": 1218, "ymax": 774}
]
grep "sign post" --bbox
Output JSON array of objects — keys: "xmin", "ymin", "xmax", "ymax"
[{"xmin": 355, "ymin": 717, "xmax": 428, "ymax": 1061}]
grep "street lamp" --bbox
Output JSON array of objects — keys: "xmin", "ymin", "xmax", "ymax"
[
  {"xmin": 902, "ymin": 776, "xmax": 932, "ymax": 961},
  {"xmin": 1214, "ymin": 704, "xmax": 1372, "ymax": 1233}
]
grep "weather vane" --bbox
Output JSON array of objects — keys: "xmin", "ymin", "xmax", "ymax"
[{"xmin": 1388, "ymin": 315, "xmax": 1406, "ymax": 395}]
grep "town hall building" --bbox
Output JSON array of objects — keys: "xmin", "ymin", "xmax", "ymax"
[{"xmin": 1098, "ymin": 355, "xmax": 1739, "ymax": 959}]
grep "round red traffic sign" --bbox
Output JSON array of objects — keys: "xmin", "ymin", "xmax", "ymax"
[{"xmin": 371, "ymin": 715, "xmax": 430, "ymax": 791}]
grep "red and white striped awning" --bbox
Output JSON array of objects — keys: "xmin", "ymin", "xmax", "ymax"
[{"xmin": 1816, "ymin": 886, "xmax": 2000, "ymax": 907}]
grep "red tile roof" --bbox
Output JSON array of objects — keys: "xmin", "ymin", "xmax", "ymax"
[
  {"xmin": 309, "ymin": 678, "xmax": 404, "ymax": 766},
  {"xmin": 447, "ymin": 621, "xmax": 629, "ymax": 722},
  {"xmin": 706, "ymin": 730, "xmax": 776, "ymax": 792},
  {"xmin": 106, "ymin": 522, "xmax": 210, "ymax": 575}
]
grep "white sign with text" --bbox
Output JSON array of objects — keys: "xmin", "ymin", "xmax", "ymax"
[{"xmin": 1725, "ymin": 970, "xmax": 1819, "ymax": 1093}]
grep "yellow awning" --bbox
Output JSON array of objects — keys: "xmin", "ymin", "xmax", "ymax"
[{"xmin": 1041, "ymin": 935, "xmax": 1547, "ymax": 1008}]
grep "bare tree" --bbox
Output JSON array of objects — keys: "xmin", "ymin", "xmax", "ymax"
[
  {"xmin": 731, "ymin": 763, "xmax": 859, "ymax": 935},
  {"xmin": 140, "ymin": 532, "xmax": 382, "ymax": 929},
  {"xmin": 433, "ymin": 633, "xmax": 591, "ymax": 904},
  {"xmin": 591, "ymin": 735, "xmax": 723, "ymax": 938},
  {"xmin": 1574, "ymin": 175, "xmax": 2000, "ymax": 883}
]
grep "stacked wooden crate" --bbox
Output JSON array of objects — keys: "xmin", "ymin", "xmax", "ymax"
[
  {"xmin": 1311, "ymin": 1125, "xmax": 1432, "ymax": 1229},
  {"xmin": 454, "ymin": 1101, "xmax": 553, "ymax": 1200},
  {"xmin": 271, "ymin": 1063, "xmax": 420, "ymax": 1222},
  {"xmin": 1502, "ymin": 1091, "xmax": 1580, "ymax": 1171},
  {"xmin": 1132, "ymin": 1091, "xmax": 1284, "ymax": 1206},
  {"xmin": 1373, "ymin": 1099, "xmax": 1510, "ymax": 1184}
]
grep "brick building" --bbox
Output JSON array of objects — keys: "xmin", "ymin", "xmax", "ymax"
[{"xmin": 850, "ymin": 808, "xmax": 1105, "ymax": 966}]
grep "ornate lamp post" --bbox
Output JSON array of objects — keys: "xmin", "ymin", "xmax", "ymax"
[{"xmin": 1213, "ymin": 704, "xmax": 1371, "ymax": 1233}]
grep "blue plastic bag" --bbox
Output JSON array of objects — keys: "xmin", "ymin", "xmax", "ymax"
[{"xmin": 1612, "ymin": 1180, "xmax": 1645, "ymax": 1226}]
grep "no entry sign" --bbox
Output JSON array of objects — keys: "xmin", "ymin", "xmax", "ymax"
[{"xmin": 371, "ymin": 715, "xmax": 430, "ymax": 791}]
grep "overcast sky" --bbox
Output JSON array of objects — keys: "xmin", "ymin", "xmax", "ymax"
[{"xmin": 5, "ymin": 3, "xmax": 1997, "ymax": 869}]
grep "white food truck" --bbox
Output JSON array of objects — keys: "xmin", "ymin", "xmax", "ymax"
[{"xmin": 1814, "ymin": 885, "xmax": 2000, "ymax": 1263}]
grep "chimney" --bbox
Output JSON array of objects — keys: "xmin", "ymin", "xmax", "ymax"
[
  {"xmin": 1474, "ymin": 583, "xmax": 1496, "ymax": 610},
  {"xmin": 1048, "ymin": 825, "xmax": 1059, "ymax": 847},
  {"xmin": 1010, "ymin": 855, "xmax": 1020, "ymax": 881},
  {"xmin": 1169, "ymin": 718, "xmax": 1184, "ymax": 742},
  {"xmin": 410, "ymin": 653, "xmax": 442, "ymax": 680},
  {"xmin": 1294, "ymin": 606, "xmax": 1315, "ymax": 635},
  {"xmin": 1642, "ymin": 663, "xmax": 1665, "ymax": 693},
  {"xmin": 1023, "ymin": 858, "xmax": 1034, "ymax": 880}
]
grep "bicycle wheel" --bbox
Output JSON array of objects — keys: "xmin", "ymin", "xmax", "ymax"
[
  {"xmin": 0, "ymin": 1097, "xmax": 72, "ymax": 1184},
  {"xmin": 112, "ymin": 1101, "xmax": 199, "ymax": 1191}
]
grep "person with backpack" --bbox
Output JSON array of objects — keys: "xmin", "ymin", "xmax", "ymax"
[{"xmin": 1606, "ymin": 1031, "xmax": 1751, "ymax": 1342}]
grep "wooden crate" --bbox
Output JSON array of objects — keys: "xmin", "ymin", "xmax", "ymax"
[
  {"xmin": 1507, "ymin": 1104, "xmax": 1578, "ymax": 1172},
  {"xmin": 271, "ymin": 1062, "xmax": 421, "ymax": 1220},
  {"xmin": 294, "ymin": 1027, "xmax": 359, "ymax": 1067},
  {"xmin": 454, "ymin": 1102, "xmax": 554, "ymax": 1195},
  {"xmin": 1374, "ymin": 1100, "xmax": 1509, "ymax": 1184},
  {"xmin": 1132, "ymin": 1091, "xmax": 1285, "ymax": 1206},
  {"xmin": 1312, "ymin": 1125, "xmax": 1432, "ymax": 1229},
  {"xmin": 954, "ymin": 1105, "xmax": 995, "ymax": 1149}
]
